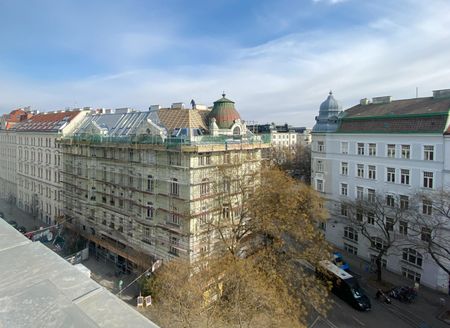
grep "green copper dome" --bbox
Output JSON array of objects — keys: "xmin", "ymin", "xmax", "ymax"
[{"xmin": 208, "ymin": 93, "xmax": 241, "ymax": 129}]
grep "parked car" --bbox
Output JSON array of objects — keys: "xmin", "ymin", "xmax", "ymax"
[
  {"xmin": 17, "ymin": 226, "xmax": 27, "ymax": 234},
  {"xmin": 0, "ymin": 211, "xmax": 4, "ymax": 218},
  {"xmin": 388, "ymin": 286, "xmax": 417, "ymax": 303},
  {"xmin": 7, "ymin": 220, "xmax": 18, "ymax": 229}
]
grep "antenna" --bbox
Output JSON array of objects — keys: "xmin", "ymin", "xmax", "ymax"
[{"xmin": 416, "ymin": 87, "xmax": 418, "ymax": 98}]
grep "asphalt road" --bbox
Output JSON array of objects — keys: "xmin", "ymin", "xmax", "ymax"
[{"xmin": 310, "ymin": 291, "xmax": 441, "ymax": 328}]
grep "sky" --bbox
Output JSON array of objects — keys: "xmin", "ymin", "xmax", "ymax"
[{"xmin": 1, "ymin": 0, "xmax": 450, "ymax": 127}]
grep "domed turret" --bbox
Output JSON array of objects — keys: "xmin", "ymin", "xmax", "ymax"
[
  {"xmin": 312, "ymin": 91, "xmax": 343, "ymax": 133},
  {"xmin": 320, "ymin": 91, "xmax": 341, "ymax": 112},
  {"xmin": 208, "ymin": 93, "xmax": 241, "ymax": 129}
]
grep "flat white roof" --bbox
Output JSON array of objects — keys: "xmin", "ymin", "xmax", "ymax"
[{"xmin": 319, "ymin": 260, "xmax": 353, "ymax": 280}]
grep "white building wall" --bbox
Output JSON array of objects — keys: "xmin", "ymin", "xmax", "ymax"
[{"xmin": 312, "ymin": 132, "xmax": 450, "ymax": 292}]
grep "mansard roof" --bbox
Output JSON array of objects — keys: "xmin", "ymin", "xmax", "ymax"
[
  {"xmin": 13, "ymin": 110, "xmax": 80, "ymax": 132},
  {"xmin": 337, "ymin": 96, "xmax": 450, "ymax": 134}
]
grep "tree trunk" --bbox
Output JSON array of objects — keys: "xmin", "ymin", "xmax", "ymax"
[{"xmin": 376, "ymin": 256, "xmax": 382, "ymax": 282}]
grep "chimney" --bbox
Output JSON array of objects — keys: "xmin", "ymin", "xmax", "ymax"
[
  {"xmin": 149, "ymin": 105, "xmax": 161, "ymax": 112},
  {"xmin": 171, "ymin": 102, "xmax": 185, "ymax": 109},
  {"xmin": 372, "ymin": 96, "xmax": 392, "ymax": 104},
  {"xmin": 360, "ymin": 98, "xmax": 370, "ymax": 105},
  {"xmin": 432, "ymin": 89, "xmax": 450, "ymax": 99}
]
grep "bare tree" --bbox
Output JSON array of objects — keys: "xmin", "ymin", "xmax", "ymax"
[
  {"xmin": 147, "ymin": 166, "xmax": 331, "ymax": 328},
  {"xmin": 409, "ymin": 190, "xmax": 450, "ymax": 275},
  {"xmin": 268, "ymin": 144, "xmax": 311, "ymax": 184},
  {"xmin": 343, "ymin": 193, "xmax": 411, "ymax": 282}
]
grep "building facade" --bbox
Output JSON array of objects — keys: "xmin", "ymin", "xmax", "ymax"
[
  {"xmin": 311, "ymin": 90, "xmax": 450, "ymax": 292},
  {"xmin": 13, "ymin": 110, "xmax": 88, "ymax": 224},
  {"xmin": 59, "ymin": 96, "xmax": 269, "ymax": 270},
  {"xmin": 248, "ymin": 123, "xmax": 311, "ymax": 149},
  {"xmin": 0, "ymin": 108, "xmax": 33, "ymax": 202}
]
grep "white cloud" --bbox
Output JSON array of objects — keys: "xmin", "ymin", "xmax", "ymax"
[{"xmin": 1, "ymin": 0, "xmax": 450, "ymax": 128}]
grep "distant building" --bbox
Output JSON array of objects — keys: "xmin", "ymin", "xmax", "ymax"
[
  {"xmin": 59, "ymin": 95, "xmax": 270, "ymax": 270},
  {"xmin": 12, "ymin": 109, "xmax": 89, "ymax": 224},
  {"xmin": 247, "ymin": 123, "xmax": 311, "ymax": 149},
  {"xmin": 311, "ymin": 90, "xmax": 450, "ymax": 292},
  {"xmin": 0, "ymin": 108, "xmax": 34, "ymax": 202}
]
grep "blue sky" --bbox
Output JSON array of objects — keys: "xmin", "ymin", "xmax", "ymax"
[{"xmin": 1, "ymin": 0, "xmax": 450, "ymax": 127}]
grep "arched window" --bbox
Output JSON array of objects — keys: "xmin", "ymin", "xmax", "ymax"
[
  {"xmin": 233, "ymin": 126, "xmax": 241, "ymax": 135},
  {"xmin": 200, "ymin": 178, "xmax": 209, "ymax": 196},
  {"xmin": 344, "ymin": 226, "xmax": 358, "ymax": 242},
  {"xmin": 402, "ymin": 248, "xmax": 422, "ymax": 267},
  {"xmin": 170, "ymin": 178, "xmax": 179, "ymax": 196},
  {"xmin": 147, "ymin": 175, "xmax": 154, "ymax": 192}
]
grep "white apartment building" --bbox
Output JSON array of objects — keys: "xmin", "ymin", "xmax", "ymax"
[
  {"xmin": 13, "ymin": 110, "xmax": 88, "ymax": 224},
  {"xmin": 248, "ymin": 123, "xmax": 311, "ymax": 149},
  {"xmin": 311, "ymin": 90, "xmax": 450, "ymax": 292}
]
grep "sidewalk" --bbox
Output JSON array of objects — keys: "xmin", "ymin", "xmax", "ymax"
[
  {"xmin": 337, "ymin": 247, "xmax": 450, "ymax": 327},
  {"xmin": 0, "ymin": 198, "xmax": 47, "ymax": 232}
]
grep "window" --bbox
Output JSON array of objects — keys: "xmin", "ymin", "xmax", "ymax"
[
  {"xmin": 387, "ymin": 168, "xmax": 395, "ymax": 183},
  {"xmin": 357, "ymin": 164, "xmax": 364, "ymax": 178},
  {"xmin": 370, "ymin": 255, "xmax": 387, "ymax": 269},
  {"xmin": 367, "ymin": 189, "xmax": 375, "ymax": 203},
  {"xmin": 341, "ymin": 204, "xmax": 348, "ymax": 217},
  {"xmin": 344, "ymin": 243, "xmax": 358, "ymax": 255},
  {"xmin": 424, "ymin": 145, "xmax": 434, "ymax": 161},
  {"xmin": 402, "ymin": 248, "xmax": 422, "ymax": 267},
  {"xmin": 222, "ymin": 204, "xmax": 230, "ymax": 219},
  {"xmin": 316, "ymin": 160, "xmax": 324, "ymax": 172},
  {"xmin": 400, "ymin": 169, "xmax": 410, "ymax": 185},
  {"xmin": 401, "ymin": 145, "xmax": 410, "ymax": 159},
  {"xmin": 316, "ymin": 179, "xmax": 324, "ymax": 192},
  {"xmin": 341, "ymin": 162, "xmax": 348, "ymax": 176},
  {"xmin": 385, "ymin": 217, "xmax": 394, "ymax": 231},
  {"xmin": 169, "ymin": 153, "xmax": 181, "ymax": 166},
  {"xmin": 318, "ymin": 141, "xmax": 324, "ymax": 152},
  {"xmin": 170, "ymin": 178, "xmax": 179, "ymax": 196},
  {"xmin": 422, "ymin": 199, "xmax": 432, "ymax": 215},
  {"xmin": 170, "ymin": 236, "xmax": 179, "ymax": 256},
  {"xmin": 356, "ymin": 186, "xmax": 364, "ymax": 200},
  {"xmin": 199, "ymin": 153, "xmax": 211, "ymax": 166},
  {"xmin": 357, "ymin": 143, "xmax": 365, "ymax": 155},
  {"xmin": 200, "ymin": 178, "xmax": 210, "ymax": 196},
  {"xmin": 387, "ymin": 144, "xmax": 396, "ymax": 158},
  {"xmin": 170, "ymin": 207, "xmax": 180, "ymax": 225},
  {"xmin": 356, "ymin": 210, "xmax": 363, "ymax": 222},
  {"xmin": 421, "ymin": 227, "xmax": 431, "ymax": 242},
  {"xmin": 369, "ymin": 143, "xmax": 376, "ymax": 156},
  {"xmin": 147, "ymin": 175, "xmax": 154, "ymax": 192},
  {"xmin": 344, "ymin": 226, "xmax": 358, "ymax": 242},
  {"xmin": 341, "ymin": 183, "xmax": 348, "ymax": 196},
  {"xmin": 386, "ymin": 194, "xmax": 395, "ymax": 207},
  {"xmin": 371, "ymin": 237, "xmax": 386, "ymax": 250},
  {"xmin": 402, "ymin": 267, "xmax": 421, "ymax": 283},
  {"xmin": 423, "ymin": 171, "xmax": 433, "ymax": 189},
  {"xmin": 367, "ymin": 212, "xmax": 375, "ymax": 225},
  {"xmin": 146, "ymin": 202, "xmax": 154, "ymax": 219},
  {"xmin": 399, "ymin": 221, "xmax": 408, "ymax": 235},
  {"xmin": 341, "ymin": 142, "xmax": 349, "ymax": 154},
  {"xmin": 223, "ymin": 177, "xmax": 231, "ymax": 193},
  {"xmin": 400, "ymin": 195, "xmax": 409, "ymax": 210},
  {"xmin": 368, "ymin": 165, "xmax": 376, "ymax": 180}
]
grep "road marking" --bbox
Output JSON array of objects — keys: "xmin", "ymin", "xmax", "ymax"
[{"xmin": 352, "ymin": 316, "xmax": 365, "ymax": 326}]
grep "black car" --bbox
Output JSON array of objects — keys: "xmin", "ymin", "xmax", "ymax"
[
  {"xmin": 7, "ymin": 220, "xmax": 18, "ymax": 229},
  {"xmin": 17, "ymin": 226, "xmax": 27, "ymax": 234}
]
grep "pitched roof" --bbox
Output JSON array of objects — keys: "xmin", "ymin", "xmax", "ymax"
[
  {"xmin": 337, "ymin": 97, "xmax": 450, "ymax": 134},
  {"xmin": 73, "ymin": 112, "xmax": 150, "ymax": 137},
  {"xmin": 14, "ymin": 110, "xmax": 81, "ymax": 132},
  {"xmin": 157, "ymin": 108, "xmax": 209, "ymax": 133},
  {"xmin": 343, "ymin": 97, "xmax": 450, "ymax": 118}
]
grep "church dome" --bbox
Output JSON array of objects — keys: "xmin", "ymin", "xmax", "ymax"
[
  {"xmin": 208, "ymin": 93, "xmax": 241, "ymax": 129},
  {"xmin": 320, "ymin": 91, "xmax": 341, "ymax": 112}
]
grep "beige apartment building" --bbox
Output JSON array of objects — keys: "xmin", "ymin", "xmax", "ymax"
[
  {"xmin": 13, "ymin": 110, "xmax": 88, "ymax": 224},
  {"xmin": 59, "ymin": 96, "xmax": 270, "ymax": 270}
]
